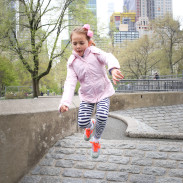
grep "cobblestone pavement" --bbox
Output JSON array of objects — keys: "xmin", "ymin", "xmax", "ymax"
[
  {"xmin": 113, "ymin": 104, "xmax": 183, "ymax": 134},
  {"xmin": 20, "ymin": 133, "xmax": 183, "ymax": 183},
  {"xmin": 19, "ymin": 105, "xmax": 183, "ymax": 183}
]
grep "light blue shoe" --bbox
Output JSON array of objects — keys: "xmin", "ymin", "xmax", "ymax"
[{"xmin": 90, "ymin": 141, "xmax": 101, "ymax": 159}]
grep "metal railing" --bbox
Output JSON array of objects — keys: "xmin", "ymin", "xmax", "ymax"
[{"xmin": 115, "ymin": 79, "xmax": 183, "ymax": 93}]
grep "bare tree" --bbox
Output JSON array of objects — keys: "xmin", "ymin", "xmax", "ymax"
[
  {"xmin": 0, "ymin": 0, "xmax": 75, "ymax": 97},
  {"xmin": 117, "ymin": 36, "xmax": 160, "ymax": 79},
  {"xmin": 152, "ymin": 14, "xmax": 183, "ymax": 74}
]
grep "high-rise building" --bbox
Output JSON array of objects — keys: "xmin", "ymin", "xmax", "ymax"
[
  {"xmin": 154, "ymin": 0, "xmax": 172, "ymax": 19},
  {"xmin": 110, "ymin": 12, "xmax": 139, "ymax": 46},
  {"xmin": 123, "ymin": 0, "xmax": 141, "ymax": 21},
  {"xmin": 123, "ymin": 0, "xmax": 172, "ymax": 20},
  {"xmin": 111, "ymin": 12, "xmax": 136, "ymax": 31},
  {"xmin": 123, "ymin": 0, "xmax": 172, "ymax": 37},
  {"xmin": 87, "ymin": 0, "xmax": 97, "ymax": 16}
]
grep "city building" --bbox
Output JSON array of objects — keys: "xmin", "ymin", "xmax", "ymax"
[
  {"xmin": 122, "ymin": 0, "xmax": 172, "ymax": 38},
  {"xmin": 154, "ymin": 0, "xmax": 172, "ymax": 19},
  {"xmin": 113, "ymin": 31, "xmax": 139, "ymax": 47},
  {"xmin": 87, "ymin": 0, "xmax": 97, "ymax": 16},
  {"xmin": 110, "ymin": 11, "xmax": 139, "ymax": 46},
  {"xmin": 123, "ymin": 0, "xmax": 141, "ymax": 21},
  {"xmin": 110, "ymin": 12, "xmax": 136, "ymax": 31},
  {"xmin": 136, "ymin": 16, "xmax": 153, "ymax": 37},
  {"xmin": 123, "ymin": 0, "xmax": 172, "ymax": 21}
]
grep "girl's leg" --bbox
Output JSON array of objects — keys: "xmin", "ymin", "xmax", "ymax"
[
  {"xmin": 94, "ymin": 98, "xmax": 110, "ymax": 140},
  {"xmin": 78, "ymin": 101, "xmax": 95, "ymax": 129}
]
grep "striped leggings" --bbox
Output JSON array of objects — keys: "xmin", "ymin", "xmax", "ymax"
[{"xmin": 78, "ymin": 98, "xmax": 110, "ymax": 139}]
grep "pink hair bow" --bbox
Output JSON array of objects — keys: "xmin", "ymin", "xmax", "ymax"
[{"xmin": 83, "ymin": 24, "xmax": 93, "ymax": 38}]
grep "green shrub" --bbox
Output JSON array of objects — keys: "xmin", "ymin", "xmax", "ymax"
[{"xmin": 5, "ymin": 91, "xmax": 32, "ymax": 99}]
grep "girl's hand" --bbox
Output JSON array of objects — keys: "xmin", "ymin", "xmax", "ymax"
[
  {"xmin": 111, "ymin": 69, "xmax": 124, "ymax": 85},
  {"xmin": 60, "ymin": 105, "xmax": 69, "ymax": 113}
]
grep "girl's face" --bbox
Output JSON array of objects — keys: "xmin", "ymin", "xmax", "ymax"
[{"xmin": 71, "ymin": 32, "xmax": 91, "ymax": 57}]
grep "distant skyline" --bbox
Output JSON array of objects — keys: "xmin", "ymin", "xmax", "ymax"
[{"xmin": 97, "ymin": 0, "xmax": 183, "ymax": 35}]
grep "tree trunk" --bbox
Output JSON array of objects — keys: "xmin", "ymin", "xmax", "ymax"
[{"xmin": 32, "ymin": 77, "xmax": 40, "ymax": 98}]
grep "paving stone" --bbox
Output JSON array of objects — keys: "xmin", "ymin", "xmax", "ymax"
[
  {"xmin": 137, "ymin": 144, "xmax": 158, "ymax": 151},
  {"xmin": 47, "ymin": 153, "xmax": 65, "ymax": 159},
  {"xmin": 156, "ymin": 177, "xmax": 183, "ymax": 183},
  {"xmin": 55, "ymin": 160, "xmax": 75, "ymax": 168},
  {"xmin": 142, "ymin": 166, "xmax": 166, "ymax": 176},
  {"xmin": 39, "ymin": 167, "xmax": 61, "ymax": 176},
  {"xmin": 19, "ymin": 175, "xmax": 41, "ymax": 183},
  {"xmin": 84, "ymin": 170, "xmax": 105, "ymax": 179},
  {"xmin": 39, "ymin": 158, "xmax": 55, "ymax": 166},
  {"xmin": 75, "ymin": 162, "xmax": 96, "ymax": 170},
  {"xmin": 108, "ymin": 156, "xmax": 130, "ymax": 164},
  {"xmin": 119, "ymin": 165, "xmax": 141, "ymax": 174},
  {"xmin": 169, "ymin": 169, "xmax": 183, "ymax": 178},
  {"xmin": 75, "ymin": 149, "xmax": 89, "ymax": 155},
  {"xmin": 116, "ymin": 143, "xmax": 136, "ymax": 149},
  {"xmin": 65, "ymin": 154, "xmax": 87, "ymax": 161},
  {"xmin": 62, "ymin": 178, "xmax": 83, "ymax": 183},
  {"xmin": 102, "ymin": 149, "xmax": 123, "ymax": 156},
  {"xmin": 39, "ymin": 176, "xmax": 62, "ymax": 183},
  {"xmin": 55, "ymin": 148, "xmax": 75, "ymax": 154},
  {"xmin": 85, "ymin": 180, "xmax": 107, "ymax": 183},
  {"xmin": 159, "ymin": 146, "xmax": 181, "ymax": 152},
  {"xmin": 62, "ymin": 169, "xmax": 83, "ymax": 178},
  {"xmin": 169, "ymin": 153, "xmax": 183, "ymax": 161},
  {"xmin": 129, "ymin": 174, "xmax": 156, "ymax": 183},
  {"xmin": 154, "ymin": 160, "xmax": 177, "ymax": 168},
  {"xmin": 96, "ymin": 163, "xmax": 119, "ymax": 171},
  {"xmin": 106, "ymin": 172, "xmax": 128, "ymax": 182},
  {"xmin": 178, "ymin": 162, "xmax": 183, "ymax": 169},
  {"xmin": 131, "ymin": 158, "xmax": 153, "ymax": 166},
  {"xmin": 146, "ymin": 152, "xmax": 168, "ymax": 159},
  {"xmin": 124, "ymin": 150, "xmax": 145, "ymax": 158}
]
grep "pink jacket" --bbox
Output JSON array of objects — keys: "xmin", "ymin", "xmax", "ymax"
[{"xmin": 60, "ymin": 46, "xmax": 120, "ymax": 108}]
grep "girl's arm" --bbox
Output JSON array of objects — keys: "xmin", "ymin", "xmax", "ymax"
[
  {"xmin": 58, "ymin": 64, "xmax": 77, "ymax": 112},
  {"xmin": 94, "ymin": 48, "xmax": 124, "ymax": 84}
]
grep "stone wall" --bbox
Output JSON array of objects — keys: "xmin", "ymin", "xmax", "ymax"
[
  {"xmin": 0, "ymin": 92, "xmax": 183, "ymax": 183},
  {"xmin": 110, "ymin": 92, "xmax": 183, "ymax": 111}
]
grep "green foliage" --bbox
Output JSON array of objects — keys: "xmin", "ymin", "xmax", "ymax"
[
  {"xmin": 74, "ymin": 82, "xmax": 80, "ymax": 95},
  {"xmin": 5, "ymin": 91, "xmax": 33, "ymax": 99},
  {"xmin": 0, "ymin": 56, "xmax": 18, "ymax": 86}
]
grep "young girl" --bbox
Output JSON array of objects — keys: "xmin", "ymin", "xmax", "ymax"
[{"xmin": 59, "ymin": 24, "xmax": 124, "ymax": 158}]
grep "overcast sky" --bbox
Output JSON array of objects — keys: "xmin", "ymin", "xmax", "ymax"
[{"xmin": 173, "ymin": 0, "xmax": 183, "ymax": 22}]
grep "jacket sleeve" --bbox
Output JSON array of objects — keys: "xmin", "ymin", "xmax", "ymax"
[
  {"xmin": 91, "ymin": 47, "xmax": 120, "ymax": 71},
  {"xmin": 59, "ymin": 63, "xmax": 78, "ymax": 109}
]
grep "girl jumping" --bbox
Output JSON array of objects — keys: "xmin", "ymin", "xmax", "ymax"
[{"xmin": 59, "ymin": 24, "xmax": 124, "ymax": 158}]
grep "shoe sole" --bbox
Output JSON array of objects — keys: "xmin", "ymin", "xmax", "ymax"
[
  {"xmin": 91, "ymin": 149, "xmax": 100, "ymax": 159},
  {"xmin": 84, "ymin": 134, "xmax": 92, "ymax": 141}
]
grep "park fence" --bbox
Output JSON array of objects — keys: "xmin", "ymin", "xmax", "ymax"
[
  {"xmin": 3, "ymin": 86, "xmax": 33, "ymax": 99},
  {"xmin": 115, "ymin": 79, "xmax": 183, "ymax": 93}
]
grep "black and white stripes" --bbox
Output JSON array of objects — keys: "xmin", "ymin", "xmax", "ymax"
[{"xmin": 78, "ymin": 98, "xmax": 110, "ymax": 139}]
